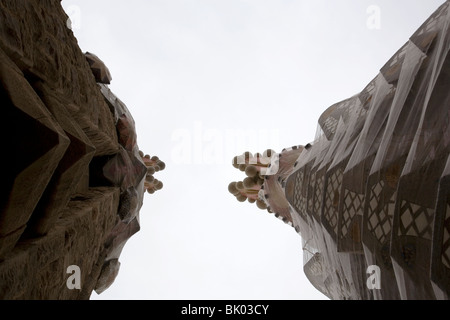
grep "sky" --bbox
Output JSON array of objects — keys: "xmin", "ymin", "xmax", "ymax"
[{"xmin": 61, "ymin": 0, "xmax": 446, "ymax": 300}]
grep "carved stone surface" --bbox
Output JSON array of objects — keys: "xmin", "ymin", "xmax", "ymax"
[
  {"xmin": 85, "ymin": 52, "xmax": 112, "ymax": 84},
  {"xmin": 0, "ymin": 0, "xmax": 163, "ymax": 299}
]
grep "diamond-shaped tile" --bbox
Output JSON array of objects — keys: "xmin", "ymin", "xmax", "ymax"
[
  {"xmin": 345, "ymin": 194, "xmax": 352, "ymax": 209},
  {"xmin": 415, "ymin": 211, "xmax": 429, "ymax": 234},
  {"xmin": 342, "ymin": 225, "xmax": 348, "ymax": 235},
  {"xmin": 331, "ymin": 215, "xmax": 337, "ymax": 227},
  {"xmin": 369, "ymin": 213, "xmax": 378, "ymax": 230},
  {"xmin": 375, "ymin": 227, "xmax": 384, "ymax": 243},
  {"xmin": 379, "ymin": 209, "xmax": 386, "ymax": 221},
  {"xmin": 401, "ymin": 209, "xmax": 414, "ymax": 230},
  {"xmin": 382, "ymin": 220, "xmax": 391, "ymax": 235}
]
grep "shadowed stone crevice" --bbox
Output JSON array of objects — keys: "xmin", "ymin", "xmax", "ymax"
[{"xmin": 0, "ymin": 46, "xmax": 70, "ymax": 255}]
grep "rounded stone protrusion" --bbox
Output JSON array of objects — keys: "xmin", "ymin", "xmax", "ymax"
[
  {"xmin": 155, "ymin": 180, "xmax": 163, "ymax": 190},
  {"xmin": 256, "ymin": 199, "xmax": 267, "ymax": 210},
  {"xmin": 147, "ymin": 166, "xmax": 155, "ymax": 175},
  {"xmin": 85, "ymin": 52, "xmax": 113, "ymax": 84},
  {"xmin": 158, "ymin": 161, "xmax": 166, "ymax": 170},
  {"xmin": 243, "ymin": 177, "xmax": 255, "ymax": 188},
  {"xmin": 228, "ymin": 182, "xmax": 239, "ymax": 195},
  {"xmin": 94, "ymin": 259, "xmax": 121, "ymax": 295},
  {"xmin": 237, "ymin": 195, "xmax": 247, "ymax": 202},
  {"xmin": 245, "ymin": 165, "xmax": 258, "ymax": 178}
]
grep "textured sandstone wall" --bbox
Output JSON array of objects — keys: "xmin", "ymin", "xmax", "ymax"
[
  {"xmin": 0, "ymin": 0, "xmax": 119, "ymax": 155},
  {"xmin": 0, "ymin": 0, "xmax": 148, "ymax": 299}
]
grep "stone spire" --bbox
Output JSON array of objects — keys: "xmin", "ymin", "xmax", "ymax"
[
  {"xmin": 139, "ymin": 152, "xmax": 165, "ymax": 194},
  {"xmin": 228, "ymin": 147, "xmax": 304, "ymax": 225}
]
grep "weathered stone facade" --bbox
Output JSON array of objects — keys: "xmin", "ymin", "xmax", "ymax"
[{"xmin": 0, "ymin": 0, "xmax": 162, "ymax": 299}]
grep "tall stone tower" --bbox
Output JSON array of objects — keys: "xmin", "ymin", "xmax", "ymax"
[
  {"xmin": 229, "ymin": 1, "xmax": 450, "ymax": 299},
  {"xmin": 0, "ymin": 1, "xmax": 164, "ymax": 299}
]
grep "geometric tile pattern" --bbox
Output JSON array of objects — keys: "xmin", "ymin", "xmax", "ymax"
[
  {"xmin": 367, "ymin": 181, "xmax": 396, "ymax": 244},
  {"xmin": 322, "ymin": 116, "xmax": 339, "ymax": 140},
  {"xmin": 340, "ymin": 189, "xmax": 364, "ymax": 239},
  {"xmin": 313, "ymin": 174, "xmax": 325, "ymax": 218},
  {"xmin": 307, "ymin": 171, "xmax": 317, "ymax": 218},
  {"xmin": 293, "ymin": 169, "xmax": 308, "ymax": 221},
  {"xmin": 322, "ymin": 168, "xmax": 343, "ymax": 237},
  {"xmin": 318, "ymin": 97, "xmax": 355, "ymax": 141},
  {"xmin": 398, "ymin": 200, "xmax": 434, "ymax": 240}
]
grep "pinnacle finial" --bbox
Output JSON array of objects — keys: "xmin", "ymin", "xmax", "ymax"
[{"xmin": 139, "ymin": 151, "xmax": 166, "ymax": 194}]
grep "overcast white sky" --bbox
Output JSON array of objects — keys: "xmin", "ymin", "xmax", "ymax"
[{"xmin": 61, "ymin": 0, "xmax": 445, "ymax": 300}]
